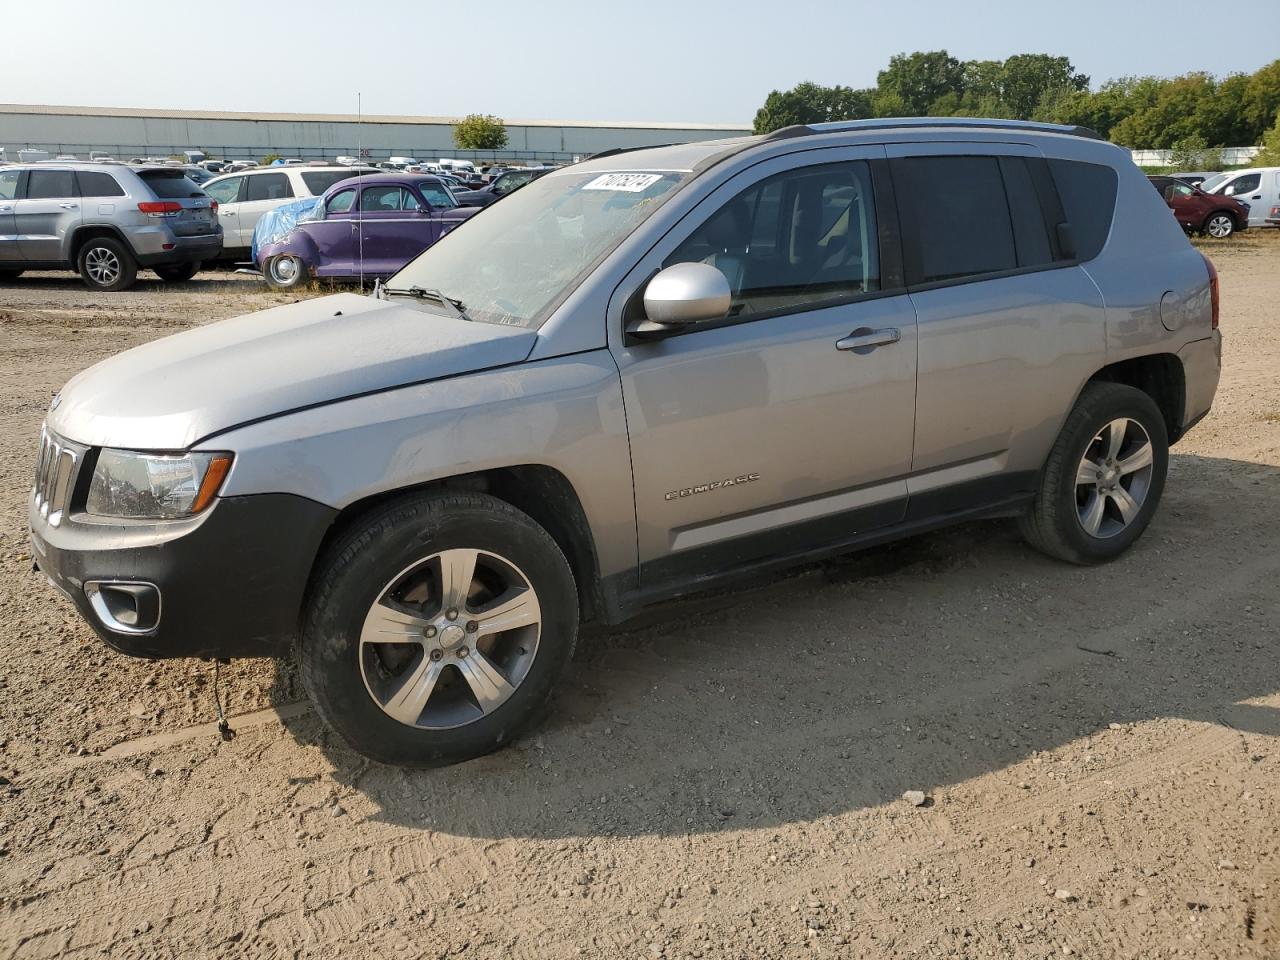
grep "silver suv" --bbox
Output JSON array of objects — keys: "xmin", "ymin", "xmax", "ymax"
[
  {"xmin": 0, "ymin": 162, "xmax": 220, "ymax": 290},
  {"xmin": 28, "ymin": 120, "xmax": 1221, "ymax": 765}
]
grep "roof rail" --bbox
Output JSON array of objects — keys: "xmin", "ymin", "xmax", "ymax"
[{"xmin": 764, "ymin": 117, "xmax": 1104, "ymax": 142}]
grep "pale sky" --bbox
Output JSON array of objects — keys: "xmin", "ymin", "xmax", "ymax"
[{"xmin": 2, "ymin": 0, "xmax": 1276, "ymax": 124}]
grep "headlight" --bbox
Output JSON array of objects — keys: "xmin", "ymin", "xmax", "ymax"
[{"xmin": 86, "ymin": 450, "xmax": 233, "ymax": 520}]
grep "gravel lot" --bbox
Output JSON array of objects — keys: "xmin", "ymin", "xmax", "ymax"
[{"xmin": 1, "ymin": 239, "xmax": 1277, "ymax": 959}]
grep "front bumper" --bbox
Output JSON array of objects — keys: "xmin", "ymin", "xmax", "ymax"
[{"xmin": 29, "ymin": 491, "xmax": 336, "ymax": 659}]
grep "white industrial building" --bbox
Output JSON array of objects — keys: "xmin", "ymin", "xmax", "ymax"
[{"xmin": 0, "ymin": 103, "xmax": 751, "ymax": 164}]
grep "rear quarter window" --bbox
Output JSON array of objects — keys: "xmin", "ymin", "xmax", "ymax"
[
  {"xmin": 1047, "ymin": 159, "xmax": 1118, "ymax": 263},
  {"xmin": 139, "ymin": 170, "xmax": 204, "ymax": 199},
  {"xmin": 76, "ymin": 171, "xmax": 126, "ymax": 198}
]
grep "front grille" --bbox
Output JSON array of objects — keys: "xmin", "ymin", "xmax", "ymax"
[{"xmin": 32, "ymin": 424, "xmax": 83, "ymax": 527}]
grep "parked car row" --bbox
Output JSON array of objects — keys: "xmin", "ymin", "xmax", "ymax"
[{"xmin": 1153, "ymin": 166, "xmax": 1280, "ymax": 236}]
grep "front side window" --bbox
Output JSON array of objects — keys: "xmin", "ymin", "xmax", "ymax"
[
  {"xmin": 1222, "ymin": 173, "xmax": 1261, "ymax": 197},
  {"xmin": 327, "ymin": 188, "xmax": 356, "ymax": 214},
  {"xmin": 246, "ymin": 173, "xmax": 293, "ymax": 202},
  {"xmin": 26, "ymin": 170, "xmax": 77, "ymax": 200},
  {"xmin": 203, "ymin": 176, "xmax": 242, "ymax": 205},
  {"xmin": 417, "ymin": 182, "xmax": 456, "ymax": 207},
  {"xmin": 665, "ymin": 161, "xmax": 880, "ymax": 318},
  {"xmin": 390, "ymin": 169, "xmax": 686, "ymax": 328},
  {"xmin": 893, "ymin": 156, "xmax": 1017, "ymax": 284}
]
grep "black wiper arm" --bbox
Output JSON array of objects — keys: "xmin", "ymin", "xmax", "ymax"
[{"xmin": 381, "ymin": 285, "xmax": 469, "ymax": 319}]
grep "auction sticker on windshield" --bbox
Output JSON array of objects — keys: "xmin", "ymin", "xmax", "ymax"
[{"xmin": 582, "ymin": 173, "xmax": 665, "ymax": 192}]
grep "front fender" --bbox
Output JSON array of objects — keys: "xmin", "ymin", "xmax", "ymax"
[{"xmin": 255, "ymin": 230, "xmax": 319, "ymax": 271}]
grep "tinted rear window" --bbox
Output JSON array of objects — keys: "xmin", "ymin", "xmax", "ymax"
[
  {"xmin": 1047, "ymin": 159, "xmax": 1117, "ymax": 262},
  {"xmin": 892, "ymin": 156, "xmax": 1018, "ymax": 284},
  {"xmin": 246, "ymin": 172, "xmax": 293, "ymax": 202},
  {"xmin": 139, "ymin": 170, "xmax": 204, "ymax": 199},
  {"xmin": 301, "ymin": 170, "xmax": 361, "ymax": 194},
  {"xmin": 77, "ymin": 171, "xmax": 126, "ymax": 197}
]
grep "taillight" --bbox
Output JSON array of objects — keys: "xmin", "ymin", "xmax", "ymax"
[
  {"xmin": 1200, "ymin": 251, "xmax": 1219, "ymax": 330},
  {"xmin": 210, "ymin": 199, "xmax": 218, "ymax": 214},
  {"xmin": 137, "ymin": 201, "xmax": 181, "ymax": 217}
]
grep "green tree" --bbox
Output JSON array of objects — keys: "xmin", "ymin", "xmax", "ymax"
[
  {"xmin": 261, "ymin": 152, "xmax": 282, "ymax": 165},
  {"xmin": 1168, "ymin": 134, "xmax": 1223, "ymax": 171},
  {"xmin": 1242, "ymin": 60, "xmax": 1280, "ymax": 140},
  {"xmin": 1254, "ymin": 111, "xmax": 1280, "ymax": 165},
  {"xmin": 998, "ymin": 54, "xmax": 1088, "ymax": 119},
  {"xmin": 877, "ymin": 51, "xmax": 964, "ymax": 115},
  {"xmin": 453, "ymin": 114, "xmax": 508, "ymax": 150},
  {"xmin": 752, "ymin": 82, "xmax": 872, "ymax": 134}
]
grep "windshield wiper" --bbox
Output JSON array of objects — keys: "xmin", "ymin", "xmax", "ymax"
[{"xmin": 381, "ymin": 285, "xmax": 469, "ymax": 320}]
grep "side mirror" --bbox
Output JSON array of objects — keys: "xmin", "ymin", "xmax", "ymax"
[{"xmin": 629, "ymin": 262, "xmax": 731, "ymax": 335}]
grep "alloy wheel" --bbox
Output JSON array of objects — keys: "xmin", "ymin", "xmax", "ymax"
[
  {"xmin": 84, "ymin": 246, "xmax": 121, "ymax": 286},
  {"xmin": 1074, "ymin": 417, "xmax": 1155, "ymax": 539},
  {"xmin": 359, "ymin": 548, "xmax": 542, "ymax": 729},
  {"xmin": 1206, "ymin": 215, "xmax": 1233, "ymax": 239}
]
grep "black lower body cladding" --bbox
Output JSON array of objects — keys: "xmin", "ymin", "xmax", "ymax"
[{"xmin": 30, "ymin": 494, "xmax": 337, "ymax": 659}]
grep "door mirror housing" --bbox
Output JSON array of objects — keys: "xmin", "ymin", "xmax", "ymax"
[{"xmin": 630, "ymin": 262, "xmax": 732, "ymax": 334}]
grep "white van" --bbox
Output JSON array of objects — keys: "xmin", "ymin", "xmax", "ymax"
[
  {"xmin": 1202, "ymin": 167, "xmax": 1280, "ymax": 228},
  {"xmin": 438, "ymin": 158, "xmax": 477, "ymax": 173}
]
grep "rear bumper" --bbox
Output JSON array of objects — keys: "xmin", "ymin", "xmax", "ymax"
[
  {"xmin": 1178, "ymin": 331, "xmax": 1221, "ymax": 436},
  {"xmin": 128, "ymin": 227, "xmax": 224, "ymax": 266},
  {"xmin": 29, "ymin": 492, "xmax": 336, "ymax": 659}
]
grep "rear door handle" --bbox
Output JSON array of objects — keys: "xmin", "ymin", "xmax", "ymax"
[
  {"xmin": 59, "ymin": 203, "xmax": 78, "ymax": 210},
  {"xmin": 836, "ymin": 327, "xmax": 900, "ymax": 352}
]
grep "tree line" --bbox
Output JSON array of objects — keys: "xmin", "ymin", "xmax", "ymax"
[{"xmin": 754, "ymin": 53, "xmax": 1280, "ymax": 152}]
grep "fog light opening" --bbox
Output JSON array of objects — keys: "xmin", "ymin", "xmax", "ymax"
[{"xmin": 84, "ymin": 581, "xmax": 161, "ymax": 635}]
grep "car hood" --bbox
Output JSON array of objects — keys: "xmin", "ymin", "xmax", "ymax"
[{"xmin": 49, "ymin": 292, "xmax": 538, "ymax": 450}]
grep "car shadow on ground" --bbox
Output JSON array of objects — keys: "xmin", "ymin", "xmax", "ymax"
[{"xmin": 270, "ymin": 452, "xmax": 1280, "ymax": 840}]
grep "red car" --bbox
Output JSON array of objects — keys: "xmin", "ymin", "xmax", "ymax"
[{"xmin": 1148, "ymin": 175, "xmax": 1249, "ymax": 238}]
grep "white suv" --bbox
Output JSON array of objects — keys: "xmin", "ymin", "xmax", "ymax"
[{"xmin": 202, "ymin": 165, "xmax": 376, "ymax": 259}]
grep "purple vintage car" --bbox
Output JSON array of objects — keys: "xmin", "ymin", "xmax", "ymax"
[{"xmin": 257, "ymin": 174, "xmax": 478, "ymax": 289}]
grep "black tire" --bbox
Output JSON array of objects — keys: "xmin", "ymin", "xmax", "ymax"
[
  {"xmin": 1019, "ymin": 382, "xmax": 1169, "ymax": 564},
  {"xmin": 1202, "ymin": 211, "xmax": 1235, "ymax": 239},
  {"xmin": 299, "ymin": 491, "xmax": 579, "ymax": 767},
  {"xmin": 0, "ymin": 269, "xmax": 24, "ymax": 281},
  {"xmin": 154, "ymin": 261, "xmax": 201, "ymax": 283},
  {"xmin": 76, "ymin": 236, "xmax": 137, "ymax": 291},
  {"xmin": 263, "ymin": 254, "xmax": 309, "ymax": 290}
]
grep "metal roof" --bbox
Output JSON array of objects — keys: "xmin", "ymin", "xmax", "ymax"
[{"xmin": 0, "ymin": 102, "xmax": 750, "ymax": 132}]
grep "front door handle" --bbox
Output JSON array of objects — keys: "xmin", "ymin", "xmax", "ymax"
[{"xmin": 836, "ymin": 327, "xmax": 900, "ymax": 352}]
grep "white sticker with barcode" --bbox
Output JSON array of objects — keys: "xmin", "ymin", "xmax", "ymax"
[{"xmin": 582, "ymin": 173, "xmax": 664, "ymax": 192}]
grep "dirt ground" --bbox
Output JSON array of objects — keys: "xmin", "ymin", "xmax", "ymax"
[{"xmin": 0, "ymin": 236, "xmax": 1277, "ymax": 960}]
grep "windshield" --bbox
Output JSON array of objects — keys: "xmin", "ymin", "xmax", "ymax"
[
  {"xmin": 389, "ymin": 169, "xmax": 688, "ymax": 327},
  {"xmin": 1199, "ymin": 173, "xmax": 1229, "ymax": 193}
]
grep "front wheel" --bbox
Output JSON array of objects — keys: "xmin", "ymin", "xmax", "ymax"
[
  {"xmin": 154, "ymin": 261, "xmax": 200, "ymax": 282},
  {"xmin": 299, "ymin": 491, "xmax": 579, "ymax": 766},
  {"xmin": 263, "ymin": 254, "xmax": 309, "ymax": 290},
  {"xmin": 1203, "ymin": 212, "xmax": 1235, "ymax": 239},
  {"xmin": 1019, "ymin": 382, "xmax": 1168, "ymax": 564}
]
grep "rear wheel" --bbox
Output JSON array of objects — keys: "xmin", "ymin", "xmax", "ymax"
[
  {"xmin": 264, "ymin": 254, "xmax": 308, "ymax": 290},
  {"xmin": 77, "ymin": 236, "xmax": 137, "ymax": 291},
  {"xmin": 1019, "ymin": 382, "xmax": 1168, "ymax": 564},
  {"xmin": 1203, "ymin": 212, "xmax": 1235, "ymax": 239},
  {"xmin": 0, "ymin": 269, "xmax": 24, "ymax": 281},
  {"xmin": 154, "ymin": 261, "xmax": 200, "ymax": 282},
  {"xmin": 299, "ymin": 491, "xmax": 579, "ymax": 766}
]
